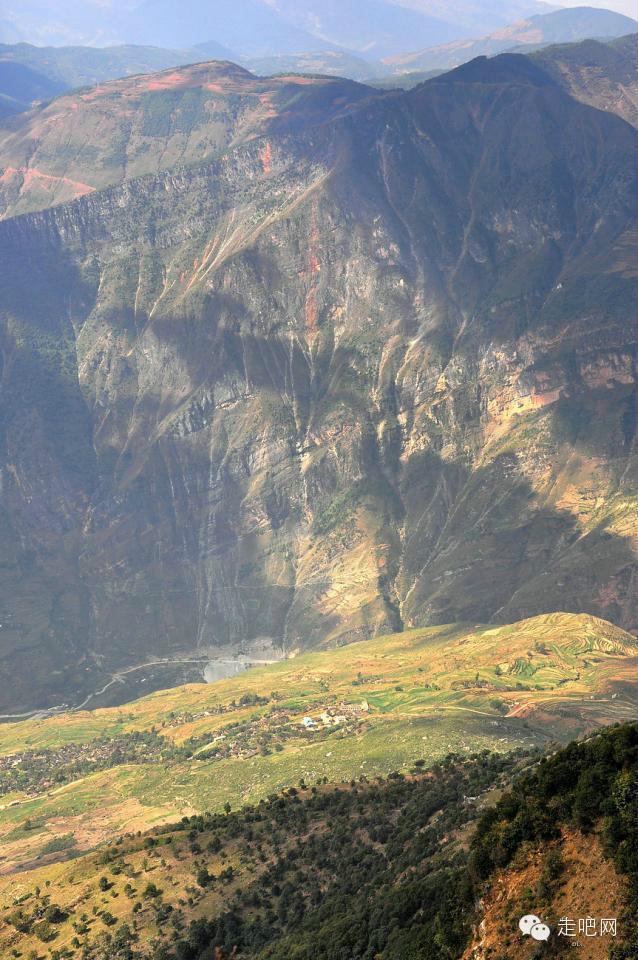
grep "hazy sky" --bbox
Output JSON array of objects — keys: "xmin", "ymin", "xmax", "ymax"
[{"xmin": 2, "ymin": 0, "xmax": 637, "ymax": 52}]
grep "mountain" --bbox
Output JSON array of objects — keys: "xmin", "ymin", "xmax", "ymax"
[
  {"xmin": 241, "ymin": 50, "xmax": 383, "ymax": 83},
  {"xmin": 0, "ymin": 0, "xmax": 562, "ymax": 49},
  {"xmin": 0, "ymin": 0, "xmax": 129, "ymax": 47},
  {"xmin": 0, "ymin": 43, "xmax": 216, "ymax": 119},
  {"xmin": 394, "ymin": 0, "xmax": 563, "ymax": 33},
  {"xmin": 0, "ymin": 42, "xmax": 224, "ymax": 89},
  {"xmin": 121, "ymin": 0, "xmax": 345, "ymax": 57},
  {"xmin": 0, "ymin": 746, "xmax": 528, "ymax": 959},
  {"xmin": 533, "ymin": 31, "xmax": 638, "ymax": 127},
  {"xmin": 0, "ymin": 61, "xmax": 373, "ymax": 215},
  {"xmin": 0, "ymin": 53, "xmax": 637, "ymax": 711},
  {"xmin": 0, "ymin": 42, "xmax": 383, "ymax": 118},
  {"xmin": 385, "ymin": 5, "xmax": 638, "ymax": 73},
  {"xmin": 0, "ymin": 0, "xmax": 466, "ymax": 59},
  {"xmin": 0, "ymin": 60, "xmax": 66, "ymax": 116},
  {"xmin": 244, "ymin": 0, "xmax": 462, "ymax": 59}
]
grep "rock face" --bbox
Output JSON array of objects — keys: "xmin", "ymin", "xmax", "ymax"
[{"xmin": 0, "ymin": 55, "xmax": 637, "ymax": 711}]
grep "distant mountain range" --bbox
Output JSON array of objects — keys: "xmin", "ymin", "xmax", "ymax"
[
  {"xmin": 0, "ymin": 58, "xmax": 65, "ymax": 116},
  {"xmin": 0, "ymin": 42, "xmax": 199, "ymax": 113},
  {"xmin": 0, "ymin": 0, "xmax": 558, "ymax": 57},
  {"xmin": 1, "ymin": 5, "xmax": 637, "ymax": 115},
  {"xmin": 385, "ymin": 5, "xmax": 638, "ymax": 72}
]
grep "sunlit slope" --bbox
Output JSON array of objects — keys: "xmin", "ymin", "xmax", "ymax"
[
  {"xmin": 0, "ymin": 754, "xmax": 522, "ymax": 960},
  {"xmin": 534, "ymin": 33, "xmax": 638, "ymax": 129},
  {"xmin": 0, "ymin": 613, "xmax": 636, "ymax": 874},
  {"xmin": 0, "ymin": 59, "xmax": 373, "ymax": 217}
]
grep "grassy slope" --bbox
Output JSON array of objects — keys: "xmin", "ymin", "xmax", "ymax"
[
  {"xmin": 0, "ymin": 612, "xmax": 637, "ymax": 876},
  {"xmin": 0, "ymin": 61, "xmax": 373, "ymax": 217},
  {"xmin": 0, "ymin": 753, "xmax": 525, "ymax": 960},
  {"xmin": 4, "ymin": 723, "xmax": 638, "ymax": 960}
]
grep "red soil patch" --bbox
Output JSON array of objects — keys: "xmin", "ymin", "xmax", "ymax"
[
  {"xmin": 0, "ymin": 166, "xmax": 95, "ymax": 198},
  {"xmin": 463, "ymin": 830, "xmax": 623, "ymax": 960},
  {"xmin": 259, "ymin": 141, "xmax": 273, "ymax": 175},
  {"xmin": 144, "ymin": 72, "xmax": 189, "ymax": 91},
  {"xmin": 22, "ymin": 167, "xmax": 95, "ymax": 197}
]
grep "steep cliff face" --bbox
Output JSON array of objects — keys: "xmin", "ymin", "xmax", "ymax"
[{"xmin": 0, "ymin": 54, "xmax": 637, "ymax": 711}]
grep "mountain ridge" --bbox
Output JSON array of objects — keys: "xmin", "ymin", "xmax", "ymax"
[
  {"xmin": 533, "ymin": 31, "xmax": 638, "ymax": 127},
  {"xmin": 384, "ymin": 5, "xmax": 638, "ymax": 73}
]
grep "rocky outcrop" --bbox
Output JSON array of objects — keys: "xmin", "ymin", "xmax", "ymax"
[{"xmin": 0, "ymin": 55, "xmax": 637, "ymax": 710}]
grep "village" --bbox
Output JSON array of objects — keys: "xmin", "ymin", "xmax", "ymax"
[
  {"xmin": 299, "ymin": 700, "xmax": 370, "ymax": 730},
  {"xmin": 0, "ymin": 698, "xmax": 375, "ymax": 799},
  {"xmin": 0, "ymin": 731, "xmax": 187, "ymax": 798},
  {"xmin": 186, "ymin": 699, "xmax": 373, "ymax": 763}
]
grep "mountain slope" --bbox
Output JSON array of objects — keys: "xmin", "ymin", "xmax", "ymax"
[
  {"xmin": 122, "ymin": 0, "xmax": 348, "ymax": 57},
  {"xmin": 0, "ymin": 751, "xmax": 527, "ymax": 960},
  {"xmin": 394, "ymin": 0, "xmax": 563, "ymax": 33},
  {"xmin": 247, "ymin": 0, "xmax": 462, "ymax": 59},
  {"xmin": 385, "ymin": 6, "xmax": 638, "ymax": 73},
  {"xmin": 0, "ymin": 60, "xmax": 66, "ymax": 116},
  {"xmin": 0, "ymin": 42, "xmax": 216, "ymax": 90},
  {"xmin": 0, "ymin": 612, "xmax": 635, "ymax": 875},
  {"xmin": 0, "ymin": 62, "xmax": 374, "ymax": 217},
  {"xmin": 534, "ymin": 32, "xmax": 638, "ymax": 128},
  {"xmin": 3, "ymin": 722, "xmax": 638, "ymax": 960},
  {"xmin": 242, "ymin": 50, "xmax": 383, "ymax": 82},
  {"xmin": 0, "ymin": 55, "xmax": 637, "ymax": 710}
]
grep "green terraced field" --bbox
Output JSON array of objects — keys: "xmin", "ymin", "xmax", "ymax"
[{"xmin": 0, "ymin": 612, "xmax": 637, "ymax": 874}]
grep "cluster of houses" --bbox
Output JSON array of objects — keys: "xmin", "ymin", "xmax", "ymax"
[{"xmin": 300, "ymin": 700, "xmax": 370, "ymax": 730}]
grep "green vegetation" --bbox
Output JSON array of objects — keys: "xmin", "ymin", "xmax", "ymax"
[
  {"xmin": 0, "ymin": 731, "xmax": 191, "ymax": 797},
  {"xmin": 6, "ymin": 723, "xmax": 638, "ymax": 959},
  {"xmin": 0, "ymin": 749, "xmax": 531, "ymax": 959},
  {"xmin": 471, "ymin": 722, "xmax": 638, "ymax": 958},
  {"xmin": 0, "ymin": 613, "xmax": 635, "ymax": 872}
]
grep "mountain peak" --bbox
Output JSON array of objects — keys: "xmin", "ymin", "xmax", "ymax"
[
  {"xmin": 430, "ymin": 52, "xmax": 556, "ymax": 86},
  {"xmin": 74, "ymin": 58, "xmax": 258, "ymax": 98},
  {"xmin": 385, "ymin": 5, "xmax": 638, "ymax": 76},
  {"xmin": 0, "ymin": 61, "xmax": 372, "ymax": 218}
]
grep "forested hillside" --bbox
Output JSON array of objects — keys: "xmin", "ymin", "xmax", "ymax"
[{"xmin": 3, "ymin": 723, "xmax": 638, "ymax": 959}]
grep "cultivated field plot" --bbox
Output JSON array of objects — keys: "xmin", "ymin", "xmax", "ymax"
[{"xmin": 0, "ymin": 612, "xmax": 636, "ymax": 874}]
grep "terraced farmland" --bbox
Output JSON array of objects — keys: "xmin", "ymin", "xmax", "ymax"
[{"xmin": 0, "ymin": 612, "xmax": 636, "ymax": 876}]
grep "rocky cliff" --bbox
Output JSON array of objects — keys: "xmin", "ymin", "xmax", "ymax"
[{"xmin": 0, "ymin": 54, "xmax": 636, "ymax": 711}]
